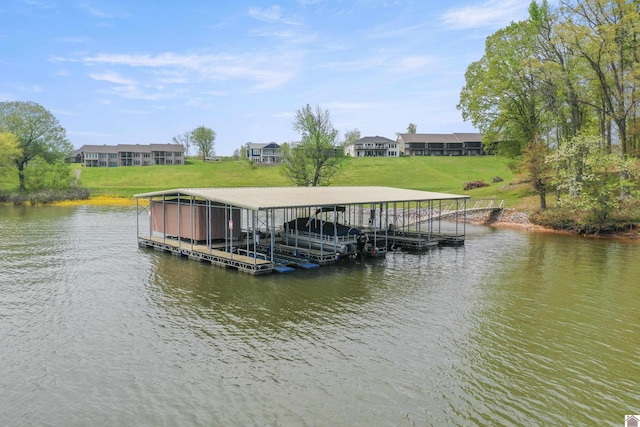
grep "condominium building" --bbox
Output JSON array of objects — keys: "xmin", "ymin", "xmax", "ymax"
[{"xmin": 77, "ymin": 144, "xmax": 185, "ymax": 167}]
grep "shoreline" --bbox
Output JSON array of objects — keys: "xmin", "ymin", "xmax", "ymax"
[
  {"xmin": 465, "ymin": 208, "xmax": 640, "ymax": 241},
  {"xmin": 25, "ymin": 197, "xmax": 638, "ymax": 242}
]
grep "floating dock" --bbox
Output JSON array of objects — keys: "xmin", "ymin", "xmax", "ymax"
[{"xmin": 134, "ymin": 186, "xmax": 469, "ymax": 275}]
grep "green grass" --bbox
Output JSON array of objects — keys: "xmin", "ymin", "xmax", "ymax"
[
  {"xmin": 72, "ymin": 156, "xmax": 525, "ymax": 206},
  {"xmin": 0, "ymin": 156, "xmax": 527, "ymax": 206}
]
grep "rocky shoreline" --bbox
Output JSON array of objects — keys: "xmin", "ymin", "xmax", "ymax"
[
  {"xmin": 463, "ymin": 208, "xmax": 639, "ymax": 240},
  {"xmin": 464, "ymin": 208, "xmax": 533, "ymax": 227}
]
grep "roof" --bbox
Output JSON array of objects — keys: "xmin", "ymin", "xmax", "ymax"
[
  {"xmin": 352, "ymin": 136, "xmax": 396, "ymax": 145},
  {"xmin": 134, "ymin": 186, "xmax": 469, "ymax": 211},
  {"xmin": 79, "ymin": 143, "xmax": 184, "ymax": 152},
  {"xmin": 247, "ymin": 142, "xmax": 280, "ymax": 149},
  {"xmin": 398, "ymin": 133, "xmax": 482, "ymax": 143}
]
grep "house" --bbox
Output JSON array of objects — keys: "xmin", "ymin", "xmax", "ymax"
[
  {"xmin": 346, "ymin": 136, "xmax": 399, "ymax": 157},
  {"xmin": 78, "ymin": 144, "xmax": 185, "ymax": 167},
  {"xmin": 397, "ymin": 133, "xmax": 484, "ymax": 156},
  {"xmin": 246, "ymin": 142, "xmax": 282, "ymax": 164}
]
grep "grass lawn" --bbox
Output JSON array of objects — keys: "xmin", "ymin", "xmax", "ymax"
[
  {"xmin": 0, "ymin": 156, "xmax": 532, "ymax": 207},
  {"xmin": 70, "ymin": 156, "xmax": 530, "ymax": 207}
]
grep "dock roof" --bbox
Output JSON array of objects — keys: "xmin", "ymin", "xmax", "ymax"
[{"xmin": 134, "ymin": 186, "xmax": 469, "ymax": 211}]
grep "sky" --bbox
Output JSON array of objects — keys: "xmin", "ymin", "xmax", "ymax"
[{"xmin": 0, "ymin": 0, "xmax": 533, "ymax": 156}]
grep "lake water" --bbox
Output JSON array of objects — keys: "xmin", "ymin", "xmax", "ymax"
[{"xmin": 1, "ymin": 205, "xmax": 639, "ymax": 426}]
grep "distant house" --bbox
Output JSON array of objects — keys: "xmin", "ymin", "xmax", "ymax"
[
  {"xmin": 346, "ymin": 136, "xmax": 399, "ymax": 157},
  {"xmin": 246, "ymin": 142, "xmax": 282, "ymax": 164},
  {"xmin": 397, "ymin": 133, "xmax": 484, "ymax": 156},
  {"xmin": 78, "ymin": 144, "xmax": 185, "ymax": 167}
]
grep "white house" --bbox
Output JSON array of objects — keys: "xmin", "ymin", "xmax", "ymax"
[
  {"xmin": 346, "ymin": 136, "xmax": 399, "ymax": 157},
  {"xmin": 246, "ymin": 142, "xmax": 283, "ymax": 164}
]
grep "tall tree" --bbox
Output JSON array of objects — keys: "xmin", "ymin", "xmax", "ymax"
[
  {"xmin": 407, "ymin": 123, "xmax": 417, "ymax": 134},
  {"xmin": 517, "ymin": 138, "xmax": 554, "ymax": 209},
  {"xmin": 281, "ymin": 104, "xmax": 344, "ymax": 186},
  {"xmin": 560, "ymin": 0, "xmax": 640, "ymax": 154},
  {"xmin": 0, "ymin": 101, "xmax": 72, "ymax": 192},
  {"xmin": 458, "ymin": 18, "xmax": 548, "ymax": 155},
  {"xmin": 191, "ymin": 126, "xmax": 216, "ymax": 161},
  {"xmin": 172, "ymin": 131, "xmax": 191, "ymax": 157}
]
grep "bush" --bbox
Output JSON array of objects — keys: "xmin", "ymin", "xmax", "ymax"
[
  {"xmin": 464, "ymin": 180, "xmax": 490, "ymax": 190},
  {"xmin": 0, "ymin": 187, "xmax": 90, "ymax": 205},
  {"xmin": 531, "ymin": 207, "xmax": 638, "ymax": 235}
]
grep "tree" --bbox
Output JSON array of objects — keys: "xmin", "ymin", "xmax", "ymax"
[
  {"xmin": 458, "ymin": 18, "xmax": 549, "ymax": 155},
  {"xmin": 172, "ymin": 131, "xmax": 191, "ymax": 157},
  {"xmin": 281, "ymin": 104, "xmax": 344, "ymax": 186},
  {"xmin": 554, "ymin": 133, "xmax": 638, "ymax": 224},
  {"xmin": 407, "ymin": 123, "xmax": 417, "ymax": 134},
  {"xmin": 0, "ymin": 132, "xmax": 21, "ymax": 183},
  {"xmin": 0, "ymin": 101, "xmax": 72, "ymax": 191},
  {"xmin": 191, "ymin": 126, "xmax": 216, "ymax": 161},
  {"xmin": 343, "ymin": 128, "xmax": 361, "ymax": 146},
  {"xmin": 517, "ymin": 139, "xmax": 554, "ymax": 209},
  {"xmin": 559, "ymin": 0, "xmax": 640, "ymax": 154}
]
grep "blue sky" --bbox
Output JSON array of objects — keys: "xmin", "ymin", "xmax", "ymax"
[{"xmin": 1, "ymin": 0, "xmax": 532, "ymax": 155}]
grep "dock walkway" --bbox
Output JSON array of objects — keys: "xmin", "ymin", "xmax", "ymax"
[{"xmin": 138, "ymin": 236, "xmax": 274, "ymax": 275}]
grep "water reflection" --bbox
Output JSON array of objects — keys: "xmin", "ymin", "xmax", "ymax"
[
  {"xmin": 461, "ymin": 232, "xmax": 640, "ymax": 425},
  {"xmin": 1, "ymin": 207, "xmax": 639, "ymax": 426}
]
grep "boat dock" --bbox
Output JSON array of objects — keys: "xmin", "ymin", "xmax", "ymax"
[{"xmin": 134, "ymin": 186, "xmax": 470, "ymax": 275}]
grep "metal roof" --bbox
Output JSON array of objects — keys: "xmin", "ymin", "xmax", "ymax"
[{"xmin": 134, "ymin": 186, "xmax": 469, "ymax": 211}]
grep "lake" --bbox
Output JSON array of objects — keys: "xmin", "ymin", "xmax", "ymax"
[{"xmin": 1, "ymin": 205, "xmax": 639, "ymax": 426}]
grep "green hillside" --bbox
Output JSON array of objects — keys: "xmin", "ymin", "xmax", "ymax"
[{"xmin": 73, "ymin": 156, "xmax": 527, "ymax": 206}]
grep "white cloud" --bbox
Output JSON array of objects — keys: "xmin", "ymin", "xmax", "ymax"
[
  {"xmin": 77, "ymin": 51, "xmax": 299, "ymax": 91},
  {"xmin": 89, "ymin": 71, "xmax": 136, "ymax": 86},
  {"xmin": 442, "ymin": 0, "xmax": 528, "ymax": 30},
  {"xmin": 78, "ymin": 3, "xmax": 128, "ymax": 18},
  {"xmin": 249, "ymin": 5, "xmax": 282, "ymax": 22},
  {"xmin": 248, "ymin": 5, "xmax": 302, "ymax": 25}
]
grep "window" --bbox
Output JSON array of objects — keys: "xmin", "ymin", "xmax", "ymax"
[
  {"xmin": 166, "ymin": 159, "xmax": 173, "ymax": 165},
  {"xmin": 99, "ymin": 153, "xmax": 106, "ymax": 158},
  {"xmin": 134, "ymin": 160, "xmax": 140, "ymax": 165},
  {"xmin": 143, "ymin": 153, "xmax": 150, "ymax": 158},
  {"xmin": 133, "ymin": 152, "xmax": 140, "ymax": 157}
]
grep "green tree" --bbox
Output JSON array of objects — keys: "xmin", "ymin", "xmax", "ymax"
[
  {"xmin": 554, "ymin": 133, "xmax": 638, "ymax": 224},
  {"xmin": 559, "ymin": 0, "xmax": 640, "ymax": 154},
  {"xmin": 0, "ymin": 101, "xmax": 72, "ymax": 191},
  {"xmin": 407, "ymin": 123, "xmax": 417, "ymax": 134},
  {"xmin": 24, "ymin": 156, "xmax": 72, "ymax": 191},
  {"xmin": 518, "ymin": 139, "xmax": 554, "ymax": 210},
  {"xmin": 458, "ymin": 17, "xmax": 548, "ymax": 155},
  {"xmin": 191, "ymin": 126, "xmax": 216, "ymax": 161},
  {"xmin": 0, "ymin": 132, "xmax": 21, "ymax": 183},
  {"xmin": 281, "ymin": 104, "xmax": 344, "ymax": 186}
]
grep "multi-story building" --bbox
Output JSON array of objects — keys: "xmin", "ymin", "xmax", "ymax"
[
  {"xmin": 346, "ymin": 136, "xmax": 399, "ymax": 157},
  {"xmin": 246, "ymin": 142, "xmax": 282, "ymax": 164},
  {"xmin": 78, "ymin": 144, "xmax": 185, "ymax": 167},
  {"xmin": 397, "ymin": 133, "xmax": 484, "ymax": 156}
]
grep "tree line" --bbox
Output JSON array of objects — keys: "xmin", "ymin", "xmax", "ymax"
[{"xmin": 458, "ymin": 0, "xmax": 640, "ymax": 232}]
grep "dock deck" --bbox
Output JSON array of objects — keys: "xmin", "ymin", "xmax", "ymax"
[{"xmin": 138, "ymin": 236, "xmax": 274, "ymax": 275}]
